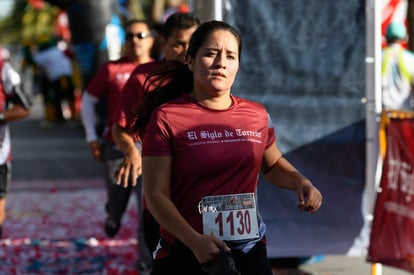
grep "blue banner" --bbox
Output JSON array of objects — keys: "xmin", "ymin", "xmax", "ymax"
[{"xmin": 224, "ymin": 0, "xmax": 366, "ymax": 257}]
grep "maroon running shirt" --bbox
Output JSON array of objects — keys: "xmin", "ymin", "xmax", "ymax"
[
  {"xmin": 143, "ymin": 93, "xmax": 276, "ymax": 255},
  {"xmin": 86, "ymin": 57, "xmax": 153, "ymax": 143},
  {"xmin": 113, "ymin": 60, "xmax": 163, "ymax": 142}
]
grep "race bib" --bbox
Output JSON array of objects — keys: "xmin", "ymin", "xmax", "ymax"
[{"xmin": 198, "ymin": 193, "xmax": 259, "ymax": 241}]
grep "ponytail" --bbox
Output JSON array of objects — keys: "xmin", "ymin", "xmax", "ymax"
[{"xmin": 131, "ymin": 60, "xmax": 193, "ymax": 137}]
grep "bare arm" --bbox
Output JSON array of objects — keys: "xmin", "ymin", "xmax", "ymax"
[
  {"xmin": 261, "ymin": 144, "xmax": 323, "ymax": 213},
  {"xmin": 2, "ymin": 104, "xmax": 30, "ymax": 122},
  {"xmin": 143, "ymin": 156, "xmax": 229, "ymax": 264},
  {"xmin": 112, "ymin": 123, "xmax": 142, "ymax": 187}
]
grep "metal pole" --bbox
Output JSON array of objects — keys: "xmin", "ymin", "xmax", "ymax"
[
  {"xmin": 212, "ymin": 0, "xmax": 223, "ymax": 21},
  {"xmin": 365, "ymin": 0, "xmax": 382, "ymax": 273}
]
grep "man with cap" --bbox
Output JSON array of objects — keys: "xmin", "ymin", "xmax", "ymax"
[{"xmin": 382, "ymin": 21, "xmax": 414, "ymax": 110}]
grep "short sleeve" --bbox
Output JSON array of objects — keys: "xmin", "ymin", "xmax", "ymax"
[
  {"xmin": 142, "ymin": 108, "xmax": 172, "ymax": 157},
  {"xmin": 114, "ymin": 75, "xmax": 144, "ymax": 129},
  {"xmin": 85, "ymin": 63, "xmax": 110, "ymax": 98},
  {"xmin": 2, "ymin": 62, "xmax": 21, "ymax": 94}
]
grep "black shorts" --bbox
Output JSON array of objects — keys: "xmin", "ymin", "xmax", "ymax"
[
  {"xmin": 0, "ymin": 163, "xmax": 11, "ymax": 199},
  {"xmin": 143, "ymin": 208, "xmax": 160, "ymax": 253},
  {"xmin": 151, "ymin": 239, "xmax": 273, "ymax": 275}
]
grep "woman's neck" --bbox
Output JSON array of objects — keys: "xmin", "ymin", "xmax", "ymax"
[{"xmin": 192, "ymin": 90, "xmax": 233, "ymax": 110}]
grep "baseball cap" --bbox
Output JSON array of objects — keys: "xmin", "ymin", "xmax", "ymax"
[{"xmin": 386, "ymin": 22, "xmax": 407, "ymax": 41}]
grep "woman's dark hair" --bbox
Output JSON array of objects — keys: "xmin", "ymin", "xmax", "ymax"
[
  {"xmin": 132, "ymin": 20, "xmax": 242, "ymax": 137},
  {"xmin": 187, "ymin": 20, "xmax": 242, "ymax": 60},
  {"xmin": 131, "ymin": 60, "xmax": 193, "ymax": 137}
]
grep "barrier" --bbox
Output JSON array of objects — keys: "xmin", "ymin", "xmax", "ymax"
[{"xmin": 368, "ymin": 110, "xmax": 414, "ymax": 274}]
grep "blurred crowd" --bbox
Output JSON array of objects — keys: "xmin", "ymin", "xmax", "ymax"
[{"xmin": 0, "ymin": 0, "xmax": 190, "ymax": 128}]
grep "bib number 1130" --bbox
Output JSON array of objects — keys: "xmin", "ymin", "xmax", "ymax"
[{"xmin": 200, "ymin": 193, "xmax": 259, "ymax": 241}]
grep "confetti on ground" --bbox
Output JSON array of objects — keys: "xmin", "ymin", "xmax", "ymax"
[{"xmin": 0, "ymin": 179, "xmax": 140, "ymax": 274}]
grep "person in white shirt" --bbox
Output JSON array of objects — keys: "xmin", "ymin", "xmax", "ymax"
[
  {"xmin": 0, "ymin": 53, "xmax": 32, "ymax": 238},
  {"xmin": 33, "ymin": 39, "xmax": 74, "ymax": 125}
]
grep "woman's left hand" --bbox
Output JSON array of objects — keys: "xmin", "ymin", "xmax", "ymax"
[{"xmin": 296, "ymin": 180, "xmax": 323, "ymax": 213}]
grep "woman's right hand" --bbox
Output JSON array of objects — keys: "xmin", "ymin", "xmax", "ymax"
[{"xmin": 188, "ymin": 233, "xmax": 230, "ymax": 265}]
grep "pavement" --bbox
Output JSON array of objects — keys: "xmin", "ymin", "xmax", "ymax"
[
  {"xmin": 2, "ymin": 96, "xmax": 412, "ymax": 275},
  {"xmin": 1, "ymin": 97, "xmax": 140, "ymax": 274}
]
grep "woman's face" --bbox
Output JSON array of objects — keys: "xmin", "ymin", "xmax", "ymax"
[{"xmin": 188, "ymin": 29, "xmax": 239, "ymax": 97}]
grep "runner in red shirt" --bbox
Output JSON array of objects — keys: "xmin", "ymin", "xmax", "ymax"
[
  {"xmin": 79, "ymin": 19, "xmax": 154, "ymax": 274},
  {"xmin": 111, "ymin": 12, "xmax": 200, "ymax": 256},
  {"xmin": 136, "ymin": 20, "xmax": 323, "ymax": 275}
]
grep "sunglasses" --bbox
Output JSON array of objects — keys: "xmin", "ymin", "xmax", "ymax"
[{"xmin": 125, "ymin": 32, "xmax": 150, "ymax": 40}]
